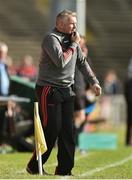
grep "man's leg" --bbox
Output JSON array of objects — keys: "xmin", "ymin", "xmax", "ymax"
[
  {"xmin": 0, "ymin": 106, "xmax": 7, "ymax": 144},
  {"xmin": 126, "ymin": 105, "xmax": 132, "ymax": 145},
  {"xmin": 55, "ymin": 96, "xmax": 75, "ymax": 175},
  {"xmin": 27, "ymin": 86, "xmax": 62, "ymax": 174}
]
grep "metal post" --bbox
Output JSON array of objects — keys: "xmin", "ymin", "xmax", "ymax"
[{"xmin": 76, "ymin": 0, "xmax": 86, "ymax": 36}]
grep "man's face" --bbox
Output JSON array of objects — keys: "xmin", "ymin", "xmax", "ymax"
[
  {"xmin": 62, "ymin": 16, "xmax": 77, "ymax": 34},
  {"xmin": 0, "ymin": 50, "xmax": 7, "ymax": 61}
]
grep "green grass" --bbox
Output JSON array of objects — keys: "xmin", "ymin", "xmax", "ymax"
[{"xmin": 0, "ymin": 124, "xmax": 132, "ymax": 179}]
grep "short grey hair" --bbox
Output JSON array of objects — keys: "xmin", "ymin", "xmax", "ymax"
[
  {"xmin": 56, "ymin": 10, "xmax": 76, "ymax": 24},
  {"xmin": 57, "ymin": 10, "xmax": 76, "ymax": 19}
]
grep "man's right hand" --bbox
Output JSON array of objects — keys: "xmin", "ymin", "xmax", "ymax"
[{"xmin": 71, "ymin": 31, "xmax": 80, "ymax": 44}]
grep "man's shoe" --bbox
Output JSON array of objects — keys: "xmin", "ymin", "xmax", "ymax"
[
  {"xmin": 66, "ymin": 172, "xmax": 73, "ymax": 176},
  {"xmin": 55, "ymin": 167, "xmax": 73, "ymax": 176},
  {"xmin": 55, "ymin": 172, "xmax": 73, "ymax": 176},
  {"xmin": 26, "ymin": 165, "xmax": 38, "ymax": 175},
  {"xmin": 26, "ymin": 165, "xmax": 49, "ymax": 175}
]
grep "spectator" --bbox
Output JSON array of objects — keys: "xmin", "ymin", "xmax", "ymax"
[
  {"xmin": 6, "ymin": 56, "xmax": 17, "ymax": 76},
  {"xmin": 124, "ymin": 58, "xmax": 132, "ymax": 146},
  {"xmin": 0, "ymin": 42, "xmax": 10, "ymax": 146},
  {"xmin": 103, "ymin": 69, "xmax": 122, "ymax": 95},
  {"xmin": 4, "ymin": 102, "xmax": 34, "ymax": 152},
  {"xmin": 0, "ymin": 43, "xmax": 33, "ymax": 152},
  {"xmin": 0, "ymin": 42, "xmax": 10, "ymax": 96},
  {"xmin": 74, "ymin": 36, "xmax": 97, "ymax": 147},
  {"xmin": 74, "ymin": 36, "xmax": 89, "ymax": 146},
  {"xmin": 17, "ymin": 55, "xmax": 37, "ymax": 81}
]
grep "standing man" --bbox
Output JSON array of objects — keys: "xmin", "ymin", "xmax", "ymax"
[
  {"xmin": 26, "ymin": 10, "xmax": 101, "ymax": 176},
  {"xmin": 74, "ymin": 35, "xmax": 89, "ymax": 146},
  {"xmin": 124, "ymin": 58, "xmax": 132, "ymax": 146},
  {"xmin": 0, "ymin": 42, "xmax": 10, "ymax": 96},
  {"xmin": 0, "ymin": 42, "xmax": 10, "ymax": 145}
]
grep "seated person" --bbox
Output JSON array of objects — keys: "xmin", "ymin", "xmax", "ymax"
[
  {"xmin": 17, "ymin": 55, "xmax": 37, "ymax": 81},
  {"xmin": 2, "ymin": 101, "xmax": 34, "ymax": 152}
]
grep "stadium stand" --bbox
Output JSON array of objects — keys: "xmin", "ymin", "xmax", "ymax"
[
  {"xmin": 0, "ymin": 0, "xmax": 49, "ymax": 62},
  {"xmin": 0, "ymin": 0, "xmax": 132, "ymax": 81},
  {"xmin": 86, "ymin": 0, "xmax": 132, "ymax": 82}
]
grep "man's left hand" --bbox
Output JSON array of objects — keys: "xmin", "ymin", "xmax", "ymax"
[{"xmin": 91, "ymin": 83, "xmax": 102, "ymax": 96}]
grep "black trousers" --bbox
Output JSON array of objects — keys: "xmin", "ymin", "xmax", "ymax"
[
  {"xmin": 0, "ymin": 106, "xmax": 7, "ymax": 144},
  {"xmin": 126, "ymin": 103, "xmax": 132, "ymax": 145},
  {"xmin": 28, "ymin": 85, "xmax": 76, "ymax": 175}
]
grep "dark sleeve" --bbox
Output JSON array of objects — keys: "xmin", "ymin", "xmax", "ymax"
[
  {"xmin": 124, "ymin": 78, "xmax": 132, "ymax": 102},
  {"xmin": 76, "ymin": 46, "xmax": 99, "ymax": 85}
]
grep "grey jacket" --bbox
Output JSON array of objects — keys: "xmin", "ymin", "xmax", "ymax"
[{"xmin": 36, "ymin": 28, "xmax": 99, "ymax": 88}]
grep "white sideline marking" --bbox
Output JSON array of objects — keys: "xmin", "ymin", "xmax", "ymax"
[
  {"xmin": 46, "ymin": 152, "xmax": 90, "ymax": 167},
  {"xmin": 80, "ymin": 154, "xmax": 132, "ymax": 177}
]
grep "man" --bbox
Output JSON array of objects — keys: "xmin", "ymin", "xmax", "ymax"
[
  {"xmin": 74, "ymin": 35, "xmax": 96, "ymax": 147},
  {"xmin": 0, "ymin": 42, "xmax": 10, "ymax": 145},
  {"xmin": 0, "ymin": 42, "xmax": 10, "ymax": 96},
  {"xmin": 124, "ymin": 58, "xmax": 132, "ymax": 146},
  {"xmin": 26, "ymin": 10, "xmax": 101, "ymax": 176}
]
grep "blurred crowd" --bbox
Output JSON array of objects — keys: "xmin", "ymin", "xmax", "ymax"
[
  {"xmin": 0, "ymin": 38, "xmax": 132, "ymax": 153},
  {"xmin": 0, "ymin": 42, "xmax": 37, "ymax": 153}
]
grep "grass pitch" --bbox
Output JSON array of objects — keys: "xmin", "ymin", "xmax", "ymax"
[{"xmin": 0, "ymin": 125, "xmax": 132, "ymax": 179}]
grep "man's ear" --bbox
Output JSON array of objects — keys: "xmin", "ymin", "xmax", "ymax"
[
  {"xmin": 59, "ymin": 20, "xmax": 64, "ymax": 29},
  {"xmin": 57, "ymin": 21, "xmax": 64, "ymax": 32}
]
